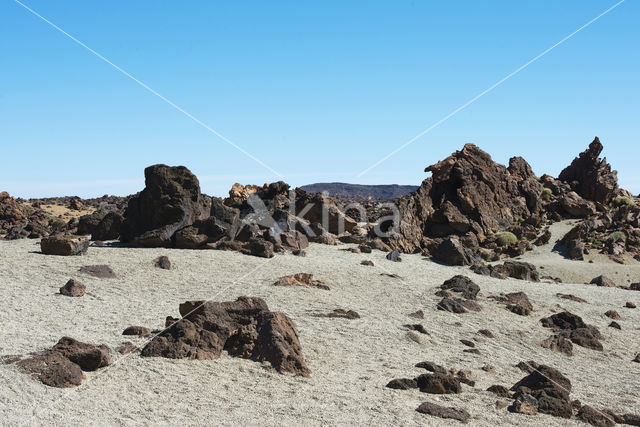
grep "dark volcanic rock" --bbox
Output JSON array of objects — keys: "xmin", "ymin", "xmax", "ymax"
[
  {"xmin": 92, "ymin": 211, "xmax": 123, "ymax": 241},
  {"xmin": 493, "ymin": 261, "xmax": 540, "ymax": 282},
  {"xmin": 415, "ymin": 361, "xmax": 448, "ymax": 374},
  {"xmin": 385, "ymin": 250, "xmax": 402, "ymax": 262},
  {"xmin": 121, "ymin": 164, "xmax": 204, "ymax": 247},
  {"xmin": 416, "ymin": 401, "xmax": 470, "ymax": 423},
  {"xmin": 440, "ymin": 275, "xmax": 480, "ymax": 300},
  {"xmin": 540, "ymin": 334, "xmax": 573, "ymax": 356},
  {"xmin": 386, "ymin": 378, "xmax": 418, "ymax": 390},
  {"xmin": 249, "ymin": 238, "xmax": 274, "ymax": 258},
  {"xmin": 140, "ymin": 296, "xmax": 310, "ymax": 376},
  {"xmin": 41, "ymin": 235, "xmax": 89, "ymax": 256},
  {"xmin": 540, "ymin": 311, "xmax": 603, "ymax": 351},
  {"xmin": 432, "ymin": 238, "xmax": 479, "ymax": 266},
  {"xmin": 51, "ymin": 337, "xmax": 110, "ymax": 371},
  {"xmin": 122, "ymin": 326, "xmax": 151, "ymax": 337},
  {"xmin": 590, "ymin": 275, "xmax": 616, "ymax": 288},
  {"xmin": 415, "ymin": 373, "xmax": 462, "ymax": 394},
  {"xmin": 558, "ymin": 137, "xmax": 618, "ymax": 204},
  {"xmin": 153, "ymin": 256, "xmax": 171, "ymax": 270},
  {"xmin": 510, "ymin": 364, "xmax": 572, "ymax": 418},
  {"xmin": 59, "ymin": 279, "xmax": 85, "ymax": 297},
  {"xmin": 487, "ymin": 385, "xmax": 512, "ymax": 398},
  {"xmin": 437, "ymin": 298, "xmax": 482, "ymax": 313},
  {"xmin": 576, "ymin": 405, "xmax": 616, "ymax": 427},
  {"xmin": 79, "ymin": 265, "xmax": 116, "ymax": 279},
  {"xmin": 14, "ymin": 351, "xmax": 85, "ymax": 388}
]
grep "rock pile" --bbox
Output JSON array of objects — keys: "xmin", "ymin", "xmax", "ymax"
[{"xmin": 540, "ymin": 311, "xmax": 603, "ymax": 352}]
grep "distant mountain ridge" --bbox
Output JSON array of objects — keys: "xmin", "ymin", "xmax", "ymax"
[{"xmin": 299, "ymin": 182, "xmax": 419, "ymax": 199}]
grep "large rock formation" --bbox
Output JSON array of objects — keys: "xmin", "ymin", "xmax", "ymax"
[
  {"xmin": 141, "ymin": 296, "xmax": 310, "ymax": 376},
  {"xmin": 120, "ymin": 165, "xmax": 206, "ymax": 247},
  {"xmin": 558, "ymin": 137, "xmax": 618, "ymax": 204}
]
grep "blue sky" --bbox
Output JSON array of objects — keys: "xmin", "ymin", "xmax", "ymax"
[{"xmin": 1, "ymin": 0, "xmax": 638, "ymax": 198}]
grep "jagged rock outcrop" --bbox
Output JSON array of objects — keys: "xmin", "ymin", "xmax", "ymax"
[
  {"xmin": 121, "ymin": 165, "xmax": 206, "ymax": 247},
  {"xmin": 141, "ymin": 296, "xmax": 310, "ymax": 376},
  {"xmin": 558, "ymin": 137, "xmax": 618, "ymax": 204}
]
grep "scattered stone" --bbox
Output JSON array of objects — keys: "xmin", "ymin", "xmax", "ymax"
[
  {"xmin": 415, "ymin": 361, "xmax": 447, "ymax": 374},
  {"xmin": 386, "ymin": 378, "xmax": 417, "ymax": 390},
  {"xmin": 51, "ymin": 337, "xmax": 110, "ymax": 371},
  {"xmin": 477, "ymin": 329, "xmax": 494, "ymax": 338},
  {"xmin": 249, "ymin": 238, "xmax": 274, "ymax": 258},
  {"xmin": 460, "ymin": 339, "xmax": 475, "ymax": 348},
  {"xmin": 358, "ymin": 244, "xmax": 372, "ymax": 254},
  {"xmin": 604, "ymin": 310, "xmax": 621, "ymax": 320},
  {"xmin": 432, "ymin": 238, "xmax": 479, "ymax": 266},
  {"xmin": 380, "ymin": 273, "xmax": 402, "ymax": 279},
  {"xmin": 41, "ymin": 235, "xmax": 89, "ymax": 256},
  {"xmin": 79, "ymin": 265, "xmax": 116, "ymax": 279},
  {"xmin": 292, "ymin": 249, "xmax": 306, "ymax": 257},
  {"xmin": 463, "ymin": 349, "xmax": 481, "ymax": 355},
  {"xmin": 273, "ymin": 273, "xmax": 329, "ymax": 290},
  {"xmin": 437, "ymin": 298, "xmax": 482, "ymax": 313},
  {"xmin": 634, "ymin": 354, "xmax": 640, "ymax": 363},
  {"xmin": 416, "ymin": 401, "xmax": 470, "ymax": 423},
  {"xmin": 576, "ymin": 405, "xmax": 616, "ymax": 427},
  {"xmin": 153, "ymin": 256, "xmax": 171, "ymax": 270},
  {"xmin": 608, "ymin": 321, "xmax": 621, "ymax": 330},
  {"xmin": 408, "ymin": 310, "xmax": 424, "ymax": 319},
  {"xmin": 404, "ymin": 324, "xmax": 429, "ymax": 335},
  {"xmin": 415, "ymin": 373, "xmax": 462, "ymax": 394},
  {"xmin": 557, "ymin": 293, "xmax": 587, "ymax": 303},
  {"xmin": 59, "ymin": 279, "xmax": 85, "ymax": 297},
  {"xmin": 316, "ymin": 309, "xmax": 360, "ymax": 319},
  {"xmin": 360, "ymin": 260, "xmax": 374, "ymax": 266},
  {"xmin": 117, "ymin": 342, "xmax": 139, "ymax": 355},
  {"xmin": 342, "ymin": 247, "xmax": 361, "ymax": 254},
  {"xmin": 122, "ymin": 326, "xmax": 152, "ymax": 337},
  {"xmin": 14, "ymin": 351, "xmax": 85, "ymax": 388},
  {"xmin": 630, "ymin": 283, "xmax": 640, "ymax": 291},
  {"xmin": 540, "ymin": 311, "xmax": 603, "ymax": 351},
  {"xmin": 440, "ymin": 275, "xmax": 480, "ymax": 300},
  {"xmin": 540, "ymin": 335, "xmax": 573, "ymax": 356},
  {"xmin": 510, "ymin": 364, "xmax": 573, "ymax": 418},
  {"xmin": 487, "ymin": 385, "xmax": 512, "ymax": 398},
  {"xmin": 590, "ymin": 275, "xmax": 616, "ymax": 288},
  {"xmin": 625, "ymin": 301, "xmax": 636, "ymax": 308},
  {"xmin": 386, "ymin": 250, "xmax": 402, "ymax": 262},
  {"xmin": 141, "ymin": 296, "xmax": 310, "ymax": 376},
  {"xmin": 506, "ymin": 304, "xmax": 530, "ymax": 316},
  {"xmin": 405, "ymin": 331, "xmax": 422, "ymax": 344},
  {"xmin": 496, "ymin": 400, "xmax": 509, "ymax": 410},
  {"xmin": 481, "ymin": 364, "xmax": 496, "ymax": 374}
]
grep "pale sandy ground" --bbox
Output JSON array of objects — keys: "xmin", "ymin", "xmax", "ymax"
[{"xmin": 0, "ymin": 221, "xmax": 639, "ymax": 426}]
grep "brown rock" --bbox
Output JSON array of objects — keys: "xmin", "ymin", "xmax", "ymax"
[
  {"xmin": 478, "ymin": 329, "xmax": 494, "ymax": 338},
  {"xmin": 432, "ymin": 238, "xmax": 480, "ymax": 266},
  {"xmin": 79, "ymin": 265, "xmax": 116, "ymax": 278},
  {"xmin": 608, "ymin": 321, "xmax": 621, "ymax": 330},
  {"xmin": 41, "ymin": 235, "xmax": 89, "ymax": 256},
  {"xmin": 415, "ymin": 361, "xmax": 447, "ymax": 374},
  {"xmin": 59, "ymin": 279, "xmax": 86, "ymax": 297},
  {"xmin": 512, "ymin": 393, "xmax": 538, "ymax": 415},
  {"xmin": 415, "ymin": 373, "xmax": 462, "ymax": 394},
  {"xmin": 626, "ymin": 301, "xmax": 636, "ymax": 308},
  {"xmin": 576, "ymin": 405, "xmax": 615, "ymax": 427},
  {"xmin": 590, "ymin": 275, "xmax": 616, "ymax": 287},
  {"xmin": 122, "ymin": 326, "xmax": 152, "ymax": 337},
  {"xmin": 316, "ymin": 309, "xmax": 360, "ymax": 319},
  {"xmin": 416, "ymin": 401, "xmax": 470, "ymax": 423},
  {"xmin": 15, "ymin": 351, "xmax": 85, "ymax": 388},
  {"xmin": 604, "ymin": 310, "xmax": 621, "ymax": 320},
  {"xmin": 249, "ymin": 238, "xmax": 274, "ymax": 258},
  {"xmin": 460, "ymin": 339, "xmax": 475, "ymax": 348},
  {"xmin": 273, "ymin": 273, "xmax": 329, "ymax": 290},
  {"xmin": 440, "ymin": 275, "xmax": 480, "ymax": 300},
  {"xmin": 540, "ymin": 334, "xmax": 573, "ymax": 356},
  {"xmin": 116, "ymin": 342, "xmax": 140, "ymax": 355},
  {"xmin": 360, "ymin": 260, "xmax": 374, "ymax": 266},
  {"xmin": 51, "ymin": 337, "xmax": 110, "ymax": 371},
  {"xmin": 437, "ymin": 298, "xmax": 482, "ymax": 313},
  {"xmin": 153, "ymin": 256, "xmax": 171, "ymax": 270},
  {"xmin": 408, "ymin": 310, "xmax": 424, "ymax": 319},
  {"xmin": 556, "ymin": 293, "xmax": 587, "ymax": 303},
  {"xmin": 141, "ymin": 297, "xmax": 310, "ymax": 376},
  {"xmin": 386, "ymin": 378, "xmax": 417, "ymax": 389},
  {"xmin": 487, "ymin": 385, "xmax": 512, "ymax": 398}
]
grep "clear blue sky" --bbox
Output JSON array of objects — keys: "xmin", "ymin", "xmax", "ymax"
[{"xmin": 1, "ymin": 0, "xmax": 638, "ymax": 198}]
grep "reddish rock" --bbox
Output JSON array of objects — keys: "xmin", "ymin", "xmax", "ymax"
[
  {"xmin": 604, "ymin": 310, "xmax": 621, "ymax": 320},
  {"xmin": 576, "ymin": 405, "xmax": 615, "ymax": 427},
  {"xmin": 386, "ymin": 378, "xmax": 417, "ymax": 390},
  {"xmin": 59, "ymin": 279, "xmax": 86, "ymax": 297},
  {"xmin": 487, "ymin": 385, "xmax": 512, "ymax": 398},
  {"xmin": 273, "ymin": 273, "xmax": 329, "ymax": 290},
  {"xmin": 415, "ymin": 373, "xmax": 462, "ymax": 394},
  {"xmin": 41, "ymin": 235, "xmax": 89, "ymax": 256},
  {"xmin": 51, "ymin": 337, "xmax": 110, "ymax": 371}
]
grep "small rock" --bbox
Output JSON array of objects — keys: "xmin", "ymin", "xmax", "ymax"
[
  {"xmin": 404, "ymin": 324, "xmax": 429, "ymax": 335},
  {"xmin": 59, "ymin": 279, "xmax": 85, "ymax": 297},
  {"xmin": 416, "ymin": 401, "xmax": 470, "ymax": 423},
  {"xmin": 415, "ymin": 361, "xmax": 447, "ymax": 374},
  {"xmin": 405, "ymin": 331, "xmax": 422, "ymax": 344},
  {"xmin": 357, "ymin": 244, "xmax": 372, "ymax": 254},
  {"xmin": 79, "ymin": 265, "xmax": 116, "ymax": 278},
  {"xmin": 463, "ymin": 349, "xmax": 481, "ymax": 355},
  {"xmin": 460, "ymin": 339, "xmax": 475, "ymax": 348},
  {"xmin": 487, "ymin": 385, "xmax": 512, "ymax": 398},
  {"xmin": 122, "ymin": 326, "xmax": 152, "ymax": 337},
  {"xmin": 408, "ymin": 310, "xmax": 424, "ymax": 319},
  {"xmin": 481, "ymin": 365, "xmax": 496, "ymax": 374},
  {"xmin": 116, "ymin": 342, "xmax": 139, "ymax": 355},
  {"xmin": 273, "ymin": 273, "xmax": 329, "ymax": 290},
  {"xmin": 557, "ymin": 293, "xmax": 587, "ymax": 303},
  {"xmin": 415, "ymin": 373, "xmax": 462, "ymax": 394},
  {"xmin": 360, "ymin": 260, "xmax": 374, "ymax": 266},
  {"xmin": 386, "ymin": 378, "xmax": 417, "ymax": 390},
  {"xmin": 634, "ymin": 353, "xmax": 640, "ymax": 363},
  {"xmin": 604, "ymin": 310, "xmax": 621, "ymax": 320},
  {"xmin": 292, "ymin": 249, "xmax": 306, "ymax": 257},
  {"xmin": 153, "ymin": 256, "xmax": 171, "ymax": 270},
  {"xmin": 495, "ymin": 400, "xmax": 509, "ymax": 410},
  {"xmin": 317, "ymin": 309, "xmax": 360, "ymax": 319},
  {"xmin": 386, "ymin": 250, "xmax": 402, "ymax": 262},
  {"xmin": 478, "ymin": 329, "xmax": 494, "ymax": 338},
  {"xmin": 625, "ymin": 302, "xmax": 636, "ymax": 308},
  {"xmin": 590, "ymin": 275, "xmax": 616, "ymax": 287},
  {"xmin": 608, "ymin": 321, "xmax": 621, "ymax": 330},
  {"xmin": 540, "ymin": 334, "xmax": 573, "ymax": 356}
]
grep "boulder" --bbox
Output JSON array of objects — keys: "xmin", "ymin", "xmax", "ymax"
[
  {"xmin": 559, "ymin": 192, "xmax": 597, "ymax": 217},
  {"xmin": 385, "ymin": 250, "xmax": 402, "ymax": 262},
  {"xmin": 432, "ymin": 238, "xmax": 480, "ymax": 266},
  {"xmin": 510, "ymin": 364, "xmax": 572, "ymax": 418},
  {"xmin": 440, "ymin": 276, "xmax": 480, "ymax": 300},
  {"xmin": 140, "ymin": 296, "xmax": 310, "ymax": 376},
  {"xmin": 590, "ymin": 275, "xmax": 616, "ymax": 287},
  {"xmin": 92, "ymin": 212, "xmax": 123, "ymax": 241},
  {"xmin": 121, "ymin": 165, "xmax": 204, "ymax": 247},
  {"xmin": 59, "ymin": 279, "xmax": 86, "ymax": 297},
  {"xmin": 41, "ymin": 235, "xmax": 89, "ymax": 256},
  {"xmin": 576, "ymin": 405, "xmax": 615, "ymax": 427},
  {"xmin": 493, "ymin": 261, "xmax": 540, "ymax": 282},
  {"xmin": 14, "ymin": 351, "xmax": 85, "ymax": 388},
  {"xmin": 415, "ymin": 373, "xmax": 462, "ymax": 394},
  {"xmin": 386, "ymin": 378, "xmax": 417, "ymax": 389},
  {"xmin": 249, "ymin": 238, "xmax": 274, "ymax": 258}
]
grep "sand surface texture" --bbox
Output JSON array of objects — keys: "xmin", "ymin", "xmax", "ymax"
[{"xmin": 1, "ymin": 226, "xmax": 639, "ymax": 425}]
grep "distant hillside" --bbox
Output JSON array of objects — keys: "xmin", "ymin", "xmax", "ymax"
[{"xmin": 299, "ymin": 182, "xmax": 419, "ymax": 199}]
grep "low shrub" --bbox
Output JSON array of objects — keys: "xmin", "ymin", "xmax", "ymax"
[
  {"xmin": 541, "ymin": 188, "xmax": 552, "ymax": 201},
  {"xmin": 496, "ymin": 232, "xmax": 518, "ymax": 247},
  {"xmin": 614, "ymin": 197, "xmax": 635, "ymax": 207},
  {"xmin": 607, "ymin": 231, "xmax": 626, "ymax": 242}
]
